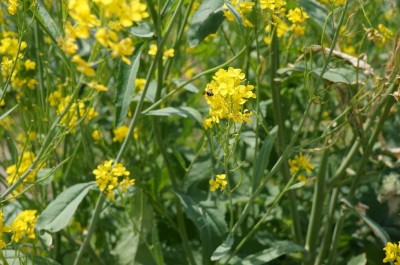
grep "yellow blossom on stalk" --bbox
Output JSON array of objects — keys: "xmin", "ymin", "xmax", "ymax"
[
  {"xmin": 68, "ymin": 0, "xmax": 100, "ymax": 37},
  {"xmin": 203, "ymin": 117, "xmax": 213, "ymax": 129},
  {"xmin": 88, "ymin": 81, "xmax": 108, "ymax": 92},
  {"xmin": 135, "ymin": 78, "xmax": 146, "ymax": 92},
  {"xmin": 289, "ymin": 154, "xmax": 313, "ymax": 182},
  {"xmin": 259, "ymin": 0, "xmax": 286, "ymax": 13},
  {"xmin": 210, "ymin": 174, "xmax": 227, "ymax": 192},
  {"xmin": 93, "ymin": 160, "xmax": 135, "ymax": 201},
  {"xmin": 94, "ymin": 0, "xmax": 149, "ymax": 27},
  {"xmin": 109, "ymin": 38, "xmax": 135, "ymax": 64},
  {"xmin": 163, "ymin": 48, "xmax": 174, "ymax": 60},
  {"xmin": 57, "ymin": 96, "xmax": 98, "ymax": 130},
  {"xmin": 24, "ymin": 59, "xmax": 36, "ymax": 70},
  {"xmin": 92, "ymin": 130, "xmax": 101, "ymax": 140},
  {"xmin": 6, "ymin": 0, "xmax": 18, "ymax": 15},
  {"xmin": 378, "ymin": 24, "xmax": 393, "ymax": 44},
  {"xmin": 0, "ymin": 116, "xmax": 12, "ymax": 130},
  {"xmin": 224, "ymin": 0, "xmax": 255, "ymax": 28},
  {"xmin": 203, "ymin": 67, "xmax": 256, "ymax": 125},
  {"xmin": 71, "ymin": 55, "xmax": 96, "ymax": 76},
  {"xmin": 94, "ymin": 28, "xmax": 119, "ymax": 47},
  {"xmin": 319, "ymin": 0, "xmax": 346, "ymax": 7},
  {"xmin": 0, "ymin": 211, "xmax": 11, "ymax": 248},
  {"xmin": 383, "ymin": 241, "xmax": 400, "ymax": 264},
  {"xmin": 0, "ymin": 99, "xmax": 5, "ymax": 106},
  {"xmin": 0, "ymin": 37, "xmax": 27, "ymax": 58},
  {"xmin": 148, "ymin": 44, "xmax": 157, "ymax": 56},
  {"xmin": 6, "ymin": 152, "xmax": 38, "ymax": 185},
  {"xmin": 286, "ymin": 8, "xmax": 309, "ymax": 24},
  {"xmin": 11, "ymin": 210, "xmax": 38, "ymax": 242},
  {"xmin": 113, "ymin": 125, "xmax": 129, "ymax": 143}
]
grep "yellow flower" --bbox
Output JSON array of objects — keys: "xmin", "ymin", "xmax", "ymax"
[
  {"xmin": 224, "ymin": 0, "xmax": 254, "ymax": 28},
  {"xmin": 163, "ymin": 48, "xmax": 175, "ymax": 60},
  {"xmin": 148, "ymin": 44, "xmax": 158, "ymax": 56},
  {"xmin": 209, "ymin": 174, "xmax": 227, "ymax": 192},
  {"xmin": 383, "ymin": 242, "xmax": 400, "ymax": 264},
  {"xmin": 11, "ymin": 210, "xmax": 38, "ymax": 242},
  {"xmin": 0, "ymin": 99, "xmax": 5, "ymax": 107},
  {"xmin": 0, "ymin": 211, "xmax": 11, "ymax": 249},
  {"xmin": 71, "ymin": 55, "xmax": 96, "ymax": 76},
  {"xmin": 57, "ymin": 96, "xmax": 98, "ymax": 131},
  {"xmin": 135, "ymin": 78, "xmax": 146, "ymax": 92},
  {"xmin": 109, "ymin": 38, "xmax": 135, "ymax": 64},
  {"xmin": 24, "ymin": 59, "xmax": 36, "ymax": 70},
  {"xmin": 204, "ymin": 67, "xmax": 256, "ymax": 124},
  {"xmin": 6, "ymin": 152, "xmax": 38, "ymax": 185},
  {"xmin": 286, "ymin": 8, "xmax": 309, "ymax": 24},
  {"xmin": 88, "ymin": 81, "xmax": 108, "ymax": 92},
  {"xmin": 288, "ymin": 154, "xmax": 314, "ymax": 174},
  {"xmin": 319, "ymin": 0, "xmax": 346, "ymax": 7},
  {"xmin": 93, "ymin": 160, "xmax": 134, "ymax": 200},
  {"xmin": 92, "ymin": 130, "xmax": 101, "ymax": 140},
  {"xmin": 113, "ymin": 125, "xmax": 129, "ymax": 143},
  {"xmin": 203, "ymin": 117, "xmax": 214, "ymax": 129},
  {"xmin": 378, "ymin": 24, "xmax": 393, "ymax": 44},
  {"xmin": 259, "ymin": 0, "xmax": 286, "ymax": 13},
  {"xmin": 7, "ymin": 0, "xmax": 18, "ymax": 15}
]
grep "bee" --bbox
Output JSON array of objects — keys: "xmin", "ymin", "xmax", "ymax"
[{"xmin": 203, "ymin": 89, "xmax": 214, "ymax": 97}]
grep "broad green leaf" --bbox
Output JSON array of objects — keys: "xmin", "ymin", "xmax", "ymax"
[
  {"xmin": 115, "ymin": 48, "xmax": 142, "ymax": 126},
  {"xmin": 211, "ymin": 233, "xmax": 234, "ymax": 261},
  {"xmin": 130, "ymin": 22, "xmax": 154, "ymax": 38},
  {"xmin": 1, "ymin": 250, "xmax": 61, "ymax": 265},
  {"xmin": 145, "ymin": 107, "xmax": 203, "ymax": 124},
  {"xmin": 232, "ymin": 241, "xmax": 304, "ymax": 265},
  {"xmin": 347, "ymin": 253, "xmax": 367, "ymax": 265},
  {"xmin": 36, "ymin": 182, "xmax": 95, "ymax": 233},
  {"xmin": 341, "ymin": 198, "xmax": 390, "ymax": 245},
  {"xmin": 188, "ymin": 0, "xmax": 225, "ymax": 47},
  {"xmin": 34, "ymin": 1, "xmax": 62, "ymax": 42},
  {"xmin": 176, "ymin": 191, "xmax": 228, "ymax": 261},
  {"xmin": 287, "ymin": 182, "xmax": 306, "ymax": 191},
  {"xmin": 252, "ymin": 135, "xmax": 275, "ymax": 191},
  {"xmin": 313, "ymin": 67, "xmax": 362, "ymax": 85},
  {"xmin": 172, "ymin": 78, "xmax": 199, "ymax": 93}
]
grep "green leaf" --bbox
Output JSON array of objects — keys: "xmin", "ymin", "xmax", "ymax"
[
  {"xmin": 176, "ymin": 191, "xmax": 228, "ymax": 261},
  {"xmin": 300, "ymin": 0, "xmax": 333, "ymax": 37},
  {"xmin": 341, "ymin": 198, "xmax": 390, "ymax": 245},
  {"xmin": 130, "ymin": 22, "xmax": 155, "ymax": 38},
  {"xmin": 1, "ymin": 250, "xmax": 61, "ymax": 265},
  {"xmin": 145, "ymin": 107, "xmax": 203, "ymax": 124},
  {"xmin": 115, "ymin": 48, "xmax": 143, "ymax": 126},
  {"xmin": 347, "ymin": 253, "xmax": 367, "ymax": 265},
  {"xmin": 171, "ymin": 78, "xmax": 199, "ymax": 93},
  {"xmin": 188, "ymin": 0, "xmax": 225, "ymax": 47},
  {"xmin": 224, "ymin": 0, "xmax": 243, "ymax": 26},
  {"xmin": 211, "ymin": 233, "xmax": 234, "ymax": 261},
  {"xmin": 232, "ymin": 241, "xmax": 304, "ymax": 265},
  {"xmin": 0, "ymin": 105, "xmax": 18, "ymax": 121},
  {"xmin": 35, "ymin": 2, "xmax": 62, "ymax": 41},
  {"xmin": 36, "ymin": 182, "xmax": 95, "ymax": 233},
  {"xmin": 313, "ymin": 67, "xmax": 361, "ymax": 85},
  {"xmin": 252, "ymin": 135, "xmax": 275, "ymax": 190}
]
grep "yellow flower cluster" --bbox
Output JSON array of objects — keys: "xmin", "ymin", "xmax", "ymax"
[
  {"xmin": 56, "ymin": 96, "xmax": 98, "ymax": 132},
  {"xmin": 148, "ymin": 44, "xmax": 175, "ymax": 60},
  {"xmin": 59, "ymin": 0, "xmax": 148, "ymax": 68},
  {"xmin": 112, "ymin": 125, "xmax": 129, "ymax": 143},
  {"xmin": 203, "ymin": 67, "xmax": 256, "ymax": 128},
  {"xmin": 263, "ymin": 7, "xmax": 309, "ymax": 44},
  {"xmin": 93, "ymin": 160, "xmax": 135, "ymax": 200},
  {"xmin": 209, "ymin": 174, "xmax": 227, "ymax": 192},
  {"xmin": 260, "ymin": 0, "xmax": 286, "ymax": 14},
  {"xmin": 11, "ymin": 210, "xmax": 38, "ymax": 243},
  {"xmin": 383, "ymin": 241, "xmax": 400, "ymax": 264},
  {"xmin": 0, "ymin": 211, "xmax": 11, "ymax": 248},
  {"xmin": 366, "ymin": 24, "xmax": 394, "ymax": 45},
  {"xmin": 288, "ymin": 154, "xmax": 313, "ymax": 183},
  {"xmin": 224, "ymin": 0, "xmax": 255, "ymax": 28},
  {"xmin": 319, "ymin": 0, "xmax": 346, "ymax": 7},
  {"xmin": 5, "ymin": 0, "xmax": 18, "ymax": 15},
  {"xmin": 6, "ymin": 152, "xmax": 39, "ymax": 186}
]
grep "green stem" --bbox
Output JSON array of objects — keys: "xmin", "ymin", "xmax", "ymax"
[
  {"xmin": 270, "ymin": 28, "xmax": 303, "ymax": 245},
  {"xmin": 73, "ymin": 195, "xmax": 106, "ymax": 265},
  {"xmin": 305, "ymin": 149, "xmax": 329, "ymax": 263}
]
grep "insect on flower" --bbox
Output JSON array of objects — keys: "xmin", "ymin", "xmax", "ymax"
[{"xmin": 203, "ymin": 89, "xmax": 214, "ymax": 97}]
